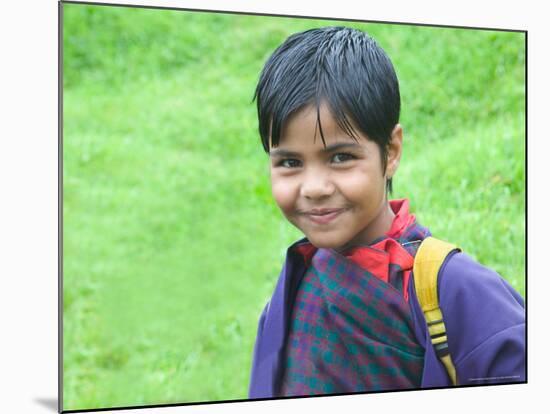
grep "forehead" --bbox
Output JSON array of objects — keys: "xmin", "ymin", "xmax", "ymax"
[{"xmin": 270, "ymin": 103, "xmax": 366, "ymax": 151}]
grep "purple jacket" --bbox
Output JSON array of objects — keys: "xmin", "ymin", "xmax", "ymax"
[{"xmin": 248, "ymin": 240, "xmax": 525, "ymax": 398}]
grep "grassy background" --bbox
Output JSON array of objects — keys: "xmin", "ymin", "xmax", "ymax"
[{"xmin": 62, "ymin": 3, "xmax": 525, "ymax": 410}]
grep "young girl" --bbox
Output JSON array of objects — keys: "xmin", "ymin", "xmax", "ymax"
[{"xmin": 248, "ymin": 26, "xmax": 525, "ymax": 398}]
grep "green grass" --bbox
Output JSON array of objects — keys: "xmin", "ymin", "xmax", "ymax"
[{"xmin": 62, "ymin": 3, "xmax": 525, "ymax": 410}]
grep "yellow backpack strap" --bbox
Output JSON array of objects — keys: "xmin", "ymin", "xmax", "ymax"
[{"xmin": 413, "ymin": 236, "xmax": 461, "ymax": 386}]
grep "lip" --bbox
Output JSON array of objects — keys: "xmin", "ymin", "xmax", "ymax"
[{"xmin": 302, "ymin": 208, "xmax": 347, "ymax": 224}]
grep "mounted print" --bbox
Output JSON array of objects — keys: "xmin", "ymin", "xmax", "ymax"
[{"xmin": 61, "ymin": 1, "xmax": 526, "ymax": 411}]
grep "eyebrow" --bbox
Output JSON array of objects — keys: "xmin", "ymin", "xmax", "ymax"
[{"xmin": 269, "ymin": 142, "xmax": 362, "ymax": 157}]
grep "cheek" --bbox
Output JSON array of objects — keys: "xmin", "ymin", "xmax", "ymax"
[
  {"xmin": 337, "ymin": 167, "xmax": 385, "ymax": 207},
  {"xmin": 270, "ymin": 176, "xmax": 297, "ymax": 214},
  {"xmin": 338, "ymin": 171, "xmax": 375, "ymax": 199}
]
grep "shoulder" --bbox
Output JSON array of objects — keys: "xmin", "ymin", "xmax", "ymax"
[
  {"xmin": 438, "ymin": 251, "xmax": 524, "ymax": 315},
  {"xmin": 437, "ymin": 252, "xmax": 525, "ymax": 383},
  {"xmin": 258, "ymin": 239, "xmax": 310, "ymax": 327}
]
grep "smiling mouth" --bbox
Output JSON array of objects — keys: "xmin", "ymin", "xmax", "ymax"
[{"xmin": 302, "ymin": 208, "xmax": 347, "ymax": 225}]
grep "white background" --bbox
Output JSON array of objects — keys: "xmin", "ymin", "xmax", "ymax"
[{"xmin": 0, "ymin": 0, "xmax": 546, "ymax": 413}]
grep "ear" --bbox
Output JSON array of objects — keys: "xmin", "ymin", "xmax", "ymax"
[{"xmin": 385, "ymin": 124, "xmax": 403, "ymax": 179}]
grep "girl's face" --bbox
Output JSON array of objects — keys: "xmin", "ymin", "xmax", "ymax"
[{"xmin": 269, "ymin": 103, "xmax": 402, "ymax": 251}]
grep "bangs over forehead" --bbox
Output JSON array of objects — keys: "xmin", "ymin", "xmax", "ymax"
[{"xmin": 253, "ymin": 26, "xmax": 400, "ymax": 164}]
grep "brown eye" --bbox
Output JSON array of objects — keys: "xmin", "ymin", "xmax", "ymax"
[
  {"xmin": 277, "ymin": 159, "xmax": 302, "ymax": 168},
  {"xmin": 331, "ymin": 153, "xmax": 355, "ymax": 163}
]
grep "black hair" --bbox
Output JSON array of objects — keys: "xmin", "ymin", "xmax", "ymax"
[{"xmin": 253, "ymin": 26, "xmax": 400, "ymax": 193}]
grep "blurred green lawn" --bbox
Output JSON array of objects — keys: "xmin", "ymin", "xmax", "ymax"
[{"xmin": 62, "ymin": 3, "xmax": 525, "ymax": 410}]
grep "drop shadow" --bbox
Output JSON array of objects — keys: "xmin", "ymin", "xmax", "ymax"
[{"xmin": 34, "ymin": 397, "xmax": 58, "ymax": 412}]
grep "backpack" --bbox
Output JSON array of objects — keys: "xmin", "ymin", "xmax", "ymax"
[{"xmin": 413, "ymin": 236, "xmax": 461, "ymax": 386}]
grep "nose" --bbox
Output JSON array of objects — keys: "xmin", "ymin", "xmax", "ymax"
[{"xmin": 300, "ymin": 169, "xmax": 335, "ymax": 200}]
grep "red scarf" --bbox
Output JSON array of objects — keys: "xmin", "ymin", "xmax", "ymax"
[{"xmin": 294, "ymin": 199, "xmax": 417, "ymax": 301}]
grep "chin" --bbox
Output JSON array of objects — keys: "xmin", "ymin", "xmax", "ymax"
[{"xmin": 305, "ymin": 232, "xmax": 349, "ymax": 250}]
